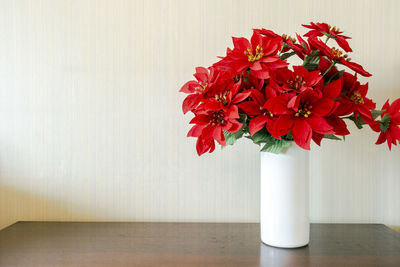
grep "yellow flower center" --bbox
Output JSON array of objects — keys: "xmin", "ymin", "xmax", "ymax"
[
  {"xmin": 259, "ymin": 106, "xmax": 273, "ymax": 117},
  {"xmin": 331, "ymin": 47, "xmax": 343, "ymax": 59},
  {"xmin": 350, "ymin": 91, "xmax": 365, "ymax": 104},
  {"xmin": 287, "ymin": 75, "xmax": 306, "ymax": 90},
  {"xmin": 282, "ymin": 34, "xmax": 296, "ymax": 43},
  {"xmin": 215, "ymin": 91, "xmax": 229, "ymax": 105},
  {"xmin": 244, "ymin": 45, "xmax": 264, "ymax": 62},
  {"xmin": 295, "ymin": 103, "xmax": 313, "ymax": 118},
  {"xmin": 210, "ymin": 111, "xmax": 226, "ymax": 126},
  {"xmin": 195, "ymin": 82, "xmax": 208, "ymax": 94},
  {"xmin": 331, "ymin": 26, "xmax": 340, "ymax": 32}
]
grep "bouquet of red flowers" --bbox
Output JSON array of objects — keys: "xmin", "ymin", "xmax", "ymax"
[{"xmin": 180, "ymin": 22, "xmax": 400, "ymax": 156}]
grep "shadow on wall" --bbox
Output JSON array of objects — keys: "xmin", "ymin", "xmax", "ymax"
[{"xmin": 0, "ymin": 185, "xmax": 96, "ymax": 230}]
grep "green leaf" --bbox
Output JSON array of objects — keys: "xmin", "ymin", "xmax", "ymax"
[
  {"xmin": 347, "ymin": 115, "xmax": 366, "ymax": 129},
  {"xmin": 380, "ymin": 114, "xmax": 391, "ymax": 132},
  {"xmin": 224, "ymin": 130, "xmax": 244, "ymax": 146},
  {"xmin": 279, "ymin": 51, "xmax": 297, "ymax": 60},
  {"xmin": 326, "ymin": 69, "xmax": 344, "ymax": 84},
  {"xmin": 238, "ymin": 113, "xmax": 248, "ymax": 123},
  {"xmin": 246, "ymin": 128, "xmax": 271, "ymax": 145},
  {"xmin": 371, "ymin": 109, "xmax": 385, "ymax": 120},
  {"xmin": 323, "ymin": 134, "xmax": 342, "ymax": 141},
  {"xmin": 310, "ymin": 50, "xmax": 319, "ymax": 57},
  {"xmin": 246, "ymin": 128, "xmax": 292, "ymax": 154},
  {"xmin": 283, "ymin": 131, "xmax": 293, "ymax": 141},
  {"xmin": 303, "ymin": 55, "xmax": 320, "ymax": 71},
  {"xmin": 281, "ymin": 42, "xmax": 292, "ymax": 50},
  {"xmin": 260, "ymin": 137, "xmax": 291, "ymax": 154}
]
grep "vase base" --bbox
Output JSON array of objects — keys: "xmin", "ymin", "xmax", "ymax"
[{"xmin": 260, "ymin": 240, "xmax": 309, "ymax": 249}]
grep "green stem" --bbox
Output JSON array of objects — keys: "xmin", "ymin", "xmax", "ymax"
[
  {"xmin": 278, "ymin": 45, "xmax": 284, "ymax": 57},
  {"xmin": 322, "ymin": 61, "xmax": 336, "ymax": 77},
  {"xmin": 325, "ymin": 36, "xmax": 331, "ymax": 44},
  {"xmin": 342, "ymin": 116, "xmax": 353, "ymax": 120},
  {"xmin": 279, "ymin": 51, "xmax": 298, "ymax": 60}
]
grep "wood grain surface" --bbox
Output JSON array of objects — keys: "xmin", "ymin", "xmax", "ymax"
[{"xmin": 1, "ymin": 222, "xmax": 400, "ymax": 267}]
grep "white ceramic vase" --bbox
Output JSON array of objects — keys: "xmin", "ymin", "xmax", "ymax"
[{"xmin": 260, "ymin": 143, "xmax": 310, "ymax": 248}]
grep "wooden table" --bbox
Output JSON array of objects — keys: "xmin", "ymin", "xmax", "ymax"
[{"xmin": 1, "ymin": 222, "xmax": 400, "ymax": 266}]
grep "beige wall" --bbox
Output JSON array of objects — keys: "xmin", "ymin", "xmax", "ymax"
[{"xmin": 1, "ymin": 0, "xmax": 400, "ymax": 230}]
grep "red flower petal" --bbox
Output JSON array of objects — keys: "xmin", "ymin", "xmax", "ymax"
[
  {"xmin": 182, "ymin": 94, "xmax": 200, "ymax": 114},
  {"xmin": 312, "ymin": 98, "xmax": 338, "ymax": 116},
  {"xmin": 391, "ymin": 98, "xmax": 400, "ymax": 112},
  {"xmin": 292, "ymin": 119, "xmax": 312, "ymax": 150},
  {"xmin": 250, "ymin": 61, "xmax": 263, "ymax": 71},
  {"xmin": 180, "ymin": 80, "xmax": 198, "ymax": 93},
  {"xmin": 323, "ymin": 77, "xmax": 343, "ymax": 99},
  {"xmin": 189, "ymin": 114, "xmax": 209, "ymax": 125},
  {"xmin": 262, "ymin": 37, "xmax": 282, "ymax": 56},
  {"xmin": 227, "ymin": 120, "xmax": 243, "ymax": 133},
  {"xmin": 272, "ymin": 115, "xmax": 294, "ymax": 138},
  {"xmin": 307, "ymin": 116, "xmax": 334, "ymax": 134},
  {"xmin": 203, "ymin": 99, "xmax": 222, "ymax": 111},
  {"xmin": 251, "ymin": 32, "xmax": 263, "ymax": 49},
  {"xmin": 325, "ymin": 116, "xmax": 350, "ymax": 135},
  {"xmin": 213, "ymin": 128, "xmax": 226, "ymax": 146},
  {"xmin": 232, "ymin": 90, "xmax": 252, "ymax": 104},
  {"xmin": 187, "ymin": 124, "xmax": 204, "ymax": 137},
  {"xmin": 264, "ymin": 95, "xmax": 289, "ymax": 114},
  {"xmin": 202, "ymin": 125, "xmax": 216, "ymax": 140},
  {"xmin": 227, "ymin": 105, "xmax": 240, "ymax": 119},
  {"xmin": 391, "ymin": 113, "xmax": 400, "ymax": 124},
  {"xmin": 249, "ymin": 89, "xmax": 265, "ymax": 106},
  {"xmin": 312, "ymin": 132, "xmax": 324, "ymax": 146},
  {"xmin": 336, "ymin": 37, "xmax": 352, "ymax": 53},
  {"xmin": 390, "ymin": 126, "xmax": 400, "ymax": 139},
  {"xmin": 196, "ymin": 137, "xmax": 215, "ymax": 156},
  {"xmin": 232, "ymin": 37, "xmax": 250, "ymax": 51},
  {"xmin": 260, "ymin": 56, "xmax": 280, "ymax": 63},
  {"xmin": 238, "ymin": 101, "xmax": 262, "ymax": 116},
  {"xmin": 249, "ymin": 115, "xmax": 268, "ymax": 136},
  {"xmin": 334, "ymin": 99, "xmax": 354, "ymax": 116},
  {"xmin": 251, "ymin": 69, "xmax": 270, "ymax": 79},
  {"xmin": 357, "ymin": 83, "xmax": 369, "ymax": 97},
  {"xmin": 193, "ymin": 67, "xmax": 209, "ymax": 83},
  {"xmin": 375, "ymin": 132, "xmax": 387, "ymax": 145},
  {"xmin": 341, "ymin": 59, "xmax": 372, "ymax": 77}
]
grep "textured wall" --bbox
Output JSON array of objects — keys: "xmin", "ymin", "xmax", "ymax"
[{"xmin": 1, "ymin": 0, "xmax": 399, "ymax": 230}]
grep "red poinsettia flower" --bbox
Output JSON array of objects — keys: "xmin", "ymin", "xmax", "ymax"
[
  {"xmin": 180, "ymin": 67, "xmax": 220, "ymax": 114},
  {"xmin": 376, "ymin": 98, "xmax": 400, "ymax": 150},
  {"xmin": 334, "ymin": 72, "xmax": 380, "ymax": 131},
  {"xmin": 302, "ymin": 22, "xmax": 352, "ymax": 52},
  {"xmin": 308, "ymin": 37, "xmax": 371, "ymax": 77},
  {"xmin": 200, "ymin": 79, "xmax": 252, "ymax": 111},
  {"xmin": 271, "ymin": 66, "xmax": 323, "ymax": 94},
  {"xmin": 255, "ymin": 28, "xmax": 301, "ymax": 54},
  {"xmin": 213, "ymin": 32, "xmax": 288, "ymax": 79},
  {"xmin": 290, "ymin": 34, "xmax": 312, "ymax": 60},
  {"xmin": 270, "ymin": 66, "xmax": 324, "ymax": 112},
  {"xmin": 238, "ymin": 89, "xmax": 276, "ymax": 135},
  {"xmin": 267, "ymin": 78, "xmax": 347, "ymax": 149},
  {"xmin": 188, "ymin": 105, "xmax": 242, "ymax": 155}
]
